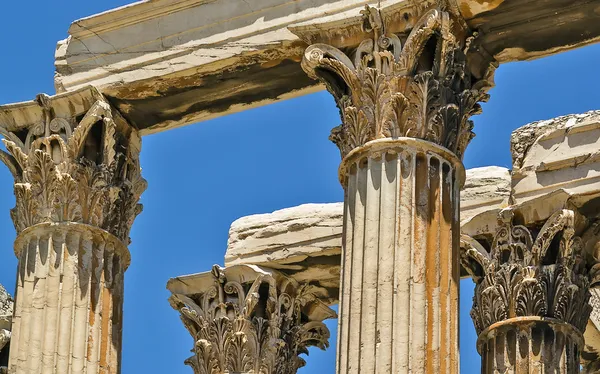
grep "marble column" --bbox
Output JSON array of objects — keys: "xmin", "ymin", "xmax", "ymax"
[
  {"xmin": 462, "ymin": 209, "xmax": 592, "ymax": 373},
  {"xmin": 167, "ymin": 264, "xmax": 335, "ymax": 374},
  {"xmin": 299, "ymin": 6, "xmax": 496, "ymax": 373},
  {"xmin": 0, "ymin": 88, "xmax": 146, "ymax": 374}
]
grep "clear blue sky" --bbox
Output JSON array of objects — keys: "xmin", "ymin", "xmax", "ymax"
[{"xmin": 1, "ymin": 2, "xmax": 599, "ymax": 373}]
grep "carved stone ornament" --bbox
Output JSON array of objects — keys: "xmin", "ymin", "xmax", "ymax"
[
  {"xmin": 0, "ymin": 89, "xmax": 147, "ymax": 242},
  {"xmin": 168, "ymin": 265, "xmax": 335, "ymax": 374},
  {"xmin": 461, "ymin": 208, "xmax": 592, "ymax": 336},
  {"xmin": 301, "ymin": 6, "xmax": 495, "ymax": 160}
]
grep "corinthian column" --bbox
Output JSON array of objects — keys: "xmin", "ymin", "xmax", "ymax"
[
  {"xmin": 299, "ymin": 6, "xmax": 495, "ymax": 373},
  {"xmin": 167, "ymin": 265, "xmax": 335, "ymax": 374},
  {"xmin": 462, "ymin": 209, "xmax": 592, "ymax": 373},
  {"xmin": 0, "ymin": 87, "xmax": 147, "ymax": 374}
]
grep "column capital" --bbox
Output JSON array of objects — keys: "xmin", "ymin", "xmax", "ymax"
[
  {"xmin": 168, "ymin": 265, "xmax": 335, "ymax": 374},
  {"xmin": 462, "ymin": 208, "xmax": 591, "ymax": 338},
  {"xmin": 0, "ymin": 86, "xmax": 147, "ymax": 243},
  {"xmin": 462, "ymin": 206, "xmax": 593, "ymax": 371},
  {"xmin": 299, "ymin": 5, "xmax": 496, "ymax": 161}
]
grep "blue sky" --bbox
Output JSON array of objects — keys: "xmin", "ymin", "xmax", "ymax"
[{"xmin": 1, "ymin": 2, "xmax": 599, "ymax": 373}]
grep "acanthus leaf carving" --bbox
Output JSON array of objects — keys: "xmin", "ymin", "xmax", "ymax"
[
  {"xmin": 461, "ymin": 209, "xmax": 592, "ymax": 336},
  {"xmin": 301, "ymin": 6, "xmax": 495, "ymax": 161},
  {"xmin": 170, "ymin": 265, "xmax": 334, "ymax": 374},
  {"xmin": 0, "ymin": 90, "xmax": 146, "ymax": 243}
]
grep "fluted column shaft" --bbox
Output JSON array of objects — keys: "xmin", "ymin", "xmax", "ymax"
[
  {"xmin": 9, "ymin": 224, "xmax": 127, "ymax": 374},
  {"xmin": 298, "ymin": 4, "xmax": 496, "ymax": 372},
  {"xmin": 478, "ymin": 318, "xmax": 582, "ymax": 373},
  {"xmin": 336, "ymin": 139, "xmax": 462, "ymax": 373},
  {"xmin": 0, "ymin": 88, "xmax": 146, "ymax": 374}
]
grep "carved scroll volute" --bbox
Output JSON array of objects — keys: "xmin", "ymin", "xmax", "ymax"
[
  {"xmin": 461, "ymin": 208, "xmax": 592, "ymax": 336},
  {"xmin": 300, "ymin": 6, "xmax": 494, "ymax": 161},
  {"xmin": 0, "ymin": 88, "xmax": 147, "ymax": 243}
]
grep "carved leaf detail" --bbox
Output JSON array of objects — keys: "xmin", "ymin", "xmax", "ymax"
[
  {"xmin": 171, "ymin": 267, "xmax": 332, "ymax": 374},
  {"xmin": 54, "ymin": 175, "xmax": 80, "ymax": 222},
  {"xmin": 300, "ymin": 7, "xmax": 493, "ymax": 160},
  {"xmin": 3, "ymin": 140, "xmax": 28, "ymax": 171},
  {"xmin": 0, "ymin": 96, "xmax": 146, "ymax": 242},
  {"xmin": 13, "ymin": 184, "xmax": 36, "ymax": 231},
  {"xmin": 406, "ymin": 72, "xmax": 440, "ymax": 140},
  {"xmin": 344, "ymin": 107, "xmax": 372, "ymax": 151},
  {"xmin": 470, "ymin": 208, "xmax": 591, "ymax": 335},
  {"xmin": 25, "ymin": 150, "xmax": 57, "ymax": 220},
  {"xmin": 0, "ymin": 149, "xmax": 20, "ymax": 179}
]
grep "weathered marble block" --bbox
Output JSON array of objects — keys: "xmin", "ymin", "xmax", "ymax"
[
  {"xmin": 0, "ymin": 284, "xmax": 13, "ymax": 373},
  {"xmin": 512, "ymin": 110, "xmax": 600, "ymax": 204}
]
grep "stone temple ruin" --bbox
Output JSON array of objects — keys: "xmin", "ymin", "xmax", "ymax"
[{"xmin": 1, "ymin": 0, "xmax": 600, "ymax": 373}]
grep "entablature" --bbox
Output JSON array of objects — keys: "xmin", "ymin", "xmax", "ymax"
[{"xmin": 51, "ymin": 0, "xmax": 600, "ymax": 135}]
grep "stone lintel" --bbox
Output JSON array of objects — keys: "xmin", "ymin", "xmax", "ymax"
[
  {"xmin": 55, "ymin": 0, "xmax": 395, "ymax": 136},
  {"xmin": 52, "ymin": 0, "xmax": 600, "ymax": 135}
]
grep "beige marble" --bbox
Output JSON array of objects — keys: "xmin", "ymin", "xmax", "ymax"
[
  {"xmin": 52, "ymin": 1, "xmax": 600, "ymax": 135},
  {"xmin": 167, "ymin": 264, "xmax": 336, "ymax": 374},
  {"xmin": 511, "ymin": 110, "xmax": 600, "ymax": 204},
  {"xmin": 462, "ymin": 199, "xmax": 592, "ymax": 373},
  {"xmin": 0, "ymin": 1, "xmax": 598, "ymax": 373},
  {"xmin": 0, "ymin": 284, "xmax": 12, "ymax": 373},
  {"xmin": 0, "ymin": 88, "xmax": 146, "ymax": 374}
]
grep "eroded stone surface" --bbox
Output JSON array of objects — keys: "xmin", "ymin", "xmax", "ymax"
[
  {"xmin": 511, "ymin": 110, "xmax": 600, "ymax": 204},
  {"xmin": 586, "ymin": 289, "xmax": 600, "ymax": 372},
  {"xmin": 226, "ymin": 203, "xmax": 343, "ymax": 302},
  {"xmin": 0, "ymin": 285, "xmax": 11, "ymax": 321},
  {"xmin": 0, "ymin": 284, "xmax": 13, "ymax": 372},
  {"xmin": 0, "ymin": 88, "xmax": 146, "ymax": 374},
  {"xmin": 167, "ymin": 265, "xmax": 335, "ymax": 374},
  {"xmin": 51, "ymin": 1, "xmax": 600, "ymax": 135},
  {"xmin": 462, "ymin": 205, "xmax": 591, "ymax": 372},
  {"xmin": 462, "ymin": 166, "xmax": 511, "ymax": 221},
  {"xmin": 227, "ymin": 203, "xmax": 343, "ymax": 266}
]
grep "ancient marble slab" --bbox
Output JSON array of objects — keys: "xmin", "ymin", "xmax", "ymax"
[
  {"xmin": 0, "ymin": 284, "xmax": 13, "ymax": 371},
  {"xmin": 55, "ymin": 0, "xmax": 407, "ymax": 135},
  {"xmin": 462, "ymin": 166, "xmax": 511, "ymax": 222},
  {"xmin": 512, "ymin": 110, "xmax": 600, "ymax": 205},
  {"xmin": 225, "ymin": 203, "xmax": 343, "ymax": 301},
  {"xmin": 53, "ymin": 0, "xmax": 600, "ymax": 135}
]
